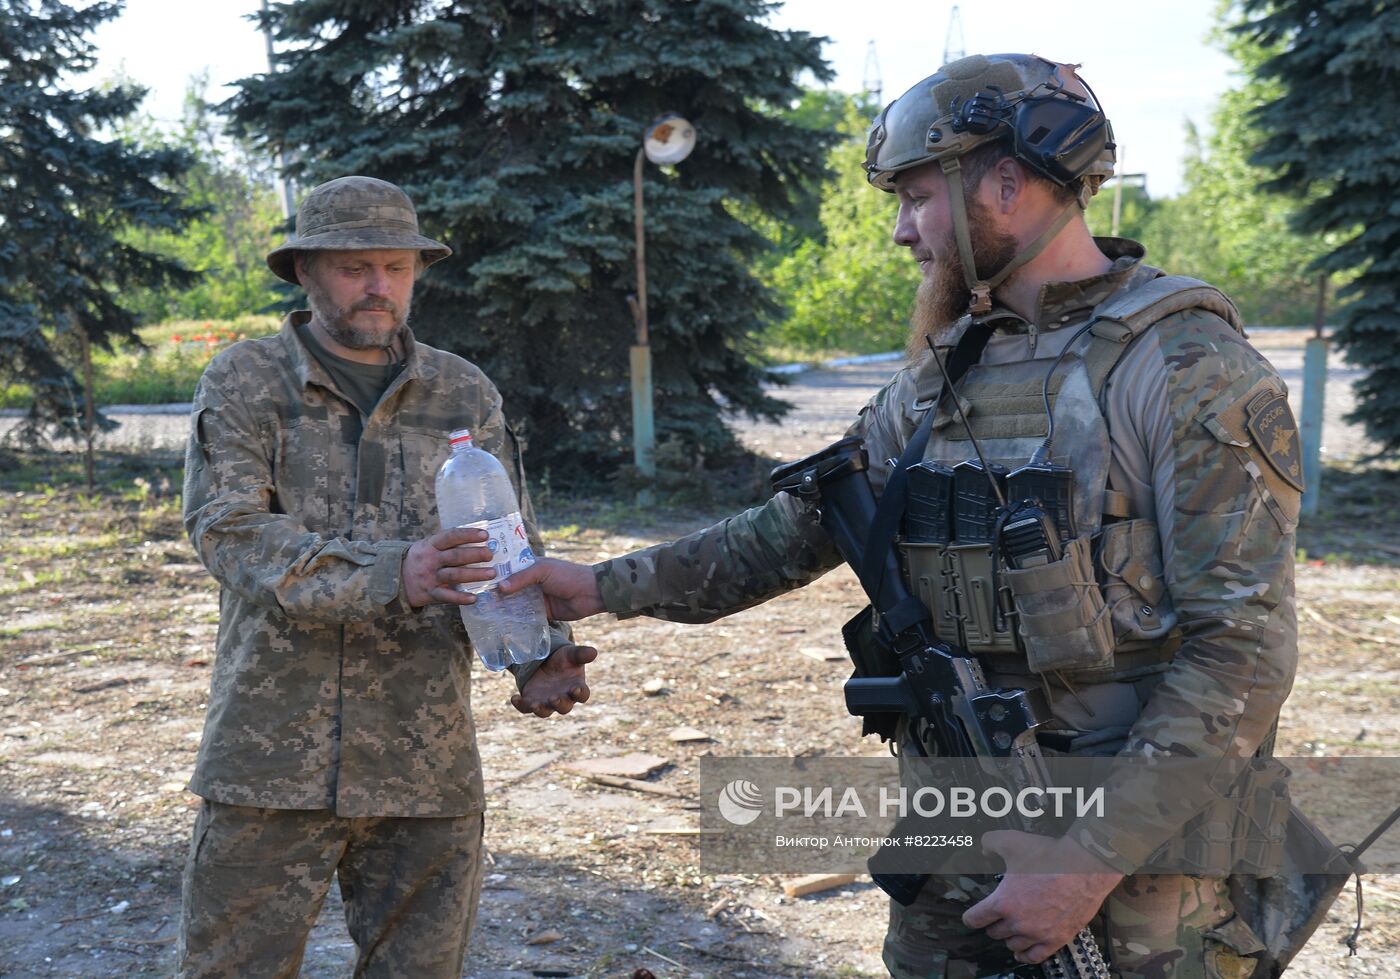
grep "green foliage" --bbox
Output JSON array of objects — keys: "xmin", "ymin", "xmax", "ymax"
[
  {"xmin": 0, "ymin": 316, "xmax": 279, "ymax": 408},
  {"xmin": 763, "ymin": 96, "xmax": 919, "ymax": 355},
  {"xmin": 1136, "ymin": 117, "xmax": 1328, "ymax": 325},
  {"xmin": 0, "ymin": 0, "xmax": 201, "ymax": 435},
  {"xmin": 225, "ymin": 0, "xmax": 835, "ymax": 480},
  {"xmin": 116, "ymin": 78, "xmax": 287, "ymax": 322},
  {"xmin": 1113, "ymin": 7, "xmax": 1331, "ymax": 327},
  {"xmin": 1240, "ymin": 0, "xmax": 1400, "ymax": 454},
  {"xmin": 1083, "ymin": 180, "xmax": 1158, "ymax": 243},
  {"xmin": 753, "ymin": 87, "xmax": 880, "ymax": 256}
]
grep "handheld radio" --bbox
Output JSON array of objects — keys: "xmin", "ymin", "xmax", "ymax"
[{"xmin": 922, "ymin": 337, "xmax": 1066, "ymax": 571}]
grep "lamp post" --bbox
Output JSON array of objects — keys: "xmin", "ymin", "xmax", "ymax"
[
  {"xmin": 259, "ymin": 0, "xmax": 296, "ymax": 221},
  {"xmin": 630, "ymin": 113, "xmax": 696, "ymax": 479}
]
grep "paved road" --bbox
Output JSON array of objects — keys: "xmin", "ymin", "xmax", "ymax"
[
  {"xmin": 1, "ymin": 332, "xmax": 1379, "ymax": 463},
  {"xmin": 735, "ymin": 360, "xmax": 899, "ymax": 462}
]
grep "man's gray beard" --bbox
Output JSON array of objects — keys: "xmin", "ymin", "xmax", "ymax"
[
  {"xmin": 304, "ymin": 277, "xmax": 412, "ymax": 351},
  {"xmin": 906, "ymin": 206, "xmax": 1018, "ymax": 361}
]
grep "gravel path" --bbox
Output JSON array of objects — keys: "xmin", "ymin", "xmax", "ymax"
[{"xmin": 740, "ymin": 331, "xmax": 1380, "ymax": 463}]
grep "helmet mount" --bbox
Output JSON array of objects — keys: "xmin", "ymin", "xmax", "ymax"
[{"xmin": 946, "ymin": 82, "xmax": 1115, "ymax": 190}]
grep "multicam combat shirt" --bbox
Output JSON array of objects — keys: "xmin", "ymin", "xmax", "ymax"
[
  {"xmin": 183, "ymin": 313, "xmax": 567, "ymax": 817},
  {"xmin": 594, "ymin": 244, "xmax": 1300, "ymax": 872}
]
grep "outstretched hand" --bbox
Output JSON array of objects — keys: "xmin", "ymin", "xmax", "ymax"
[
  {"xmin": 498, "ymin": 557, "xmax": 605, "ymax": 621},
  {"xmin": 962, "ymin": 830, "xmax": 1123, "ymax": 965},
  {"xmin": 512, "ymin": 644, "xmax": 597, "ymax": 718}
]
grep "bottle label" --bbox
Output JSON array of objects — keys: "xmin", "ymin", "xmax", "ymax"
[{"xmin": 456, "ymin": 512, "xmax": 536, "ymax": 593}]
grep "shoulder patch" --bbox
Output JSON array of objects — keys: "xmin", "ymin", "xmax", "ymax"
[{"xmin": 1245, "ymin": 390, "xmax": 1304, "ymax": 493}]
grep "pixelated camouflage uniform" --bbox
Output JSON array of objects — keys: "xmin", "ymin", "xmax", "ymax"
[
  {"xmin": 184, "ymin": 312, "xmax": 567, "ymax": 815},
  {"xmin": 178, "ymin": 801, "xmax": 485, "ymax": 979},
  {"xmin": 180, "ymin": 313, "xmax": 568, "ymax": 976},
  {"xmin": 596, "ymin": 243, "xmax": 1300, "ymax": 978}
]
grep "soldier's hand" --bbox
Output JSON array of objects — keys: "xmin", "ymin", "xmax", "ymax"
[
  {"xmin": 497, "ymin": 557, "xmax": 605, "ymax": 620},
  {"xmin": 511, "ymin": 644, "xmax": 596, "ymax": 717},
  {"xmin": 962, "ymin": 831, "xmax": 1123, "ymax": 965},
  {"xmin": 402, "ymin": 527, "xmax": 496, "ymax": 608}
]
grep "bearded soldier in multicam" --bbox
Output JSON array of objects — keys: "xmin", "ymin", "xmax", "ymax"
[
  {"xmin": 179, "ymin": 175, "xmax": 594, "ymax": 978},
  {"xmin": 502, "ymin": 54, "xmax": 1333, "ymax": 978}
]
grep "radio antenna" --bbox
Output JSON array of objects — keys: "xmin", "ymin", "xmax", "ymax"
[
  {"xmin": 925, "ymin": 335, "xmax": 1006, "ymax": 508},
  {"xmin": 1029, "ymin": 319, "xmax": 1097, "ymax": 466}
]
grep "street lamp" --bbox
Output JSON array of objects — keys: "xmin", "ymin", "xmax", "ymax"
[{"xmin": 630, "ymin": 112, "xmax": 696, "ymax": 479}]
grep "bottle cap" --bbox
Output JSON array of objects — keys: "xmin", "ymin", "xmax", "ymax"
[{"xmin": 449, "ymin": 428, "xmax": 474, "ymax": 446}]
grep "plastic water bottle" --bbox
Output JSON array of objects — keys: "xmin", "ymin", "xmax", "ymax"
[{"xmin": 434, "ymin": 428, "xmax": 550, "ymax": 671}]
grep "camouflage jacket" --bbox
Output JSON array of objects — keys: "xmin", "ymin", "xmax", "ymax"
[
  {"xmin": 595, "ymin": 243, "xmax": 1300, "ymax": 873},
  {"xmin": 183, "ymin": 312, "xmax": 568, "ymax": 817}
]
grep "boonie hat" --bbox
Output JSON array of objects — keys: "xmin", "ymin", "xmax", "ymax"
[{"xmin": 266, "ymin": 175, "xmax": 452, "ymax": 285}]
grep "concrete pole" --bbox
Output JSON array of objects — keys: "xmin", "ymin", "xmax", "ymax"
[
  {"xmin": 1300, "ymin": 273, "xmax": 1329, "ymax": 518},
  {"xmin": 630, "ymin": 147, "xmax": 656, "ymax": 480},
  {"xmin": 260, "ymin": 0, "xmax": 296, "ymax": 220}
]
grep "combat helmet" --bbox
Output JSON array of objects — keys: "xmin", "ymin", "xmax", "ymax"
[{"xmin": 865, "ymin": 54, "xmax": 1115, "ymax": 313}]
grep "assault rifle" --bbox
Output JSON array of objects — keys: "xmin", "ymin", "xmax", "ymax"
[{"xmin": 771, "ymin": 437, "xmax": 1110, "ymax": 979}]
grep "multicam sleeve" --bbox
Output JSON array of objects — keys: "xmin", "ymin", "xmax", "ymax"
[
  {"xmin": 593, "ymin": 366, "xmax": 921, "ymax": 623},
  {"xmin": 1070, "ymin": 310, "xmax": 1301, "ymax": 873},
  {"xmin": 593, "ymin": 493, "xmax": 839, "ymax": 622},
  {"xmin": 183, "ymin": 353, "xmax": 414, "ymax": 624}
]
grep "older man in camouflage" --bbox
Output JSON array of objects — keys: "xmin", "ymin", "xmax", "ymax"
[
  {"xmin": 178, "ymin": 175, "xmax": 591, "ymax": 978},
  {"xmin": 501, "ymin": 55, "xmax": 1311, "ymax": 977}
]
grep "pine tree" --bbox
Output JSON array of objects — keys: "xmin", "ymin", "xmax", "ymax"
[
  {"xmin": 227, "ymin": 0, "xmax": 834, "ymax": 479},
  {"xmin": 116, "ymin": 76, "xmax": 287, "ymax": 323},
  {"xmin": 0, "ymin": 0, "xmax": 200, "ymax": 437},
  {"xmin": 1239, "ymin": 0, "xmax": 1400, "ymax": 453}
]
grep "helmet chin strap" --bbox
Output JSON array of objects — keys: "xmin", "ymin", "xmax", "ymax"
[{"xmin": 940, "ymin": 156, "xmax": 1080, "ymax": 315}]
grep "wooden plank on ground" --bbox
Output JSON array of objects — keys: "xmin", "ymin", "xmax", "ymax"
[
  {"xmin": 781, "ymin": 873, "xmax": 860, "ymax": 898},
  {"xmin": 563, "ymin": 753, "xmax": 669, "ymax": 779},
  {"xmin": 584, "ymin": 773, "xmax": 686, "ymax": 798}
]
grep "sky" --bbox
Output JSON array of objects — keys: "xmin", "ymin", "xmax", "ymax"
[{"xmin": 90, "ymin": 0, "xmax": 1238, "ymax": 199}]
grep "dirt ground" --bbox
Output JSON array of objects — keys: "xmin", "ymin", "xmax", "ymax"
[
  {"xmin": 2, "ymin": 451, "xmax": 1398, "ymax": 978},
  {"xmin": 3, "ymin": 332, "xmax": 1399, "ymax": 977}
]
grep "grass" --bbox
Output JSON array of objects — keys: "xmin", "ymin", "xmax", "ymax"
[
  {"xmin": 0, "ymin": 315, "xmax": 280, "ymax": 409},
  {"xmin": 14, "ymin": 531, "xmax": 124, "ymax": 560},
  {"xmin": 0, "ymin": 566, "xmax": 70, "ymax": 597},
  {"xmin": 537, "ymin": 493, "xmax": 742, "ymax": 539},
  {"xmin": 0, "ymin": 447, "xmax": 183, "ymax": 493},
  {"xmin": 757, "ymin": 341, "xmax": 871, "ymax": 367}
]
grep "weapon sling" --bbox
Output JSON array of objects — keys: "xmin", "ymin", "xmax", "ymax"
[{"xmin": 856, "ymin": 322, "xmax": 994, "ymax": 640}]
